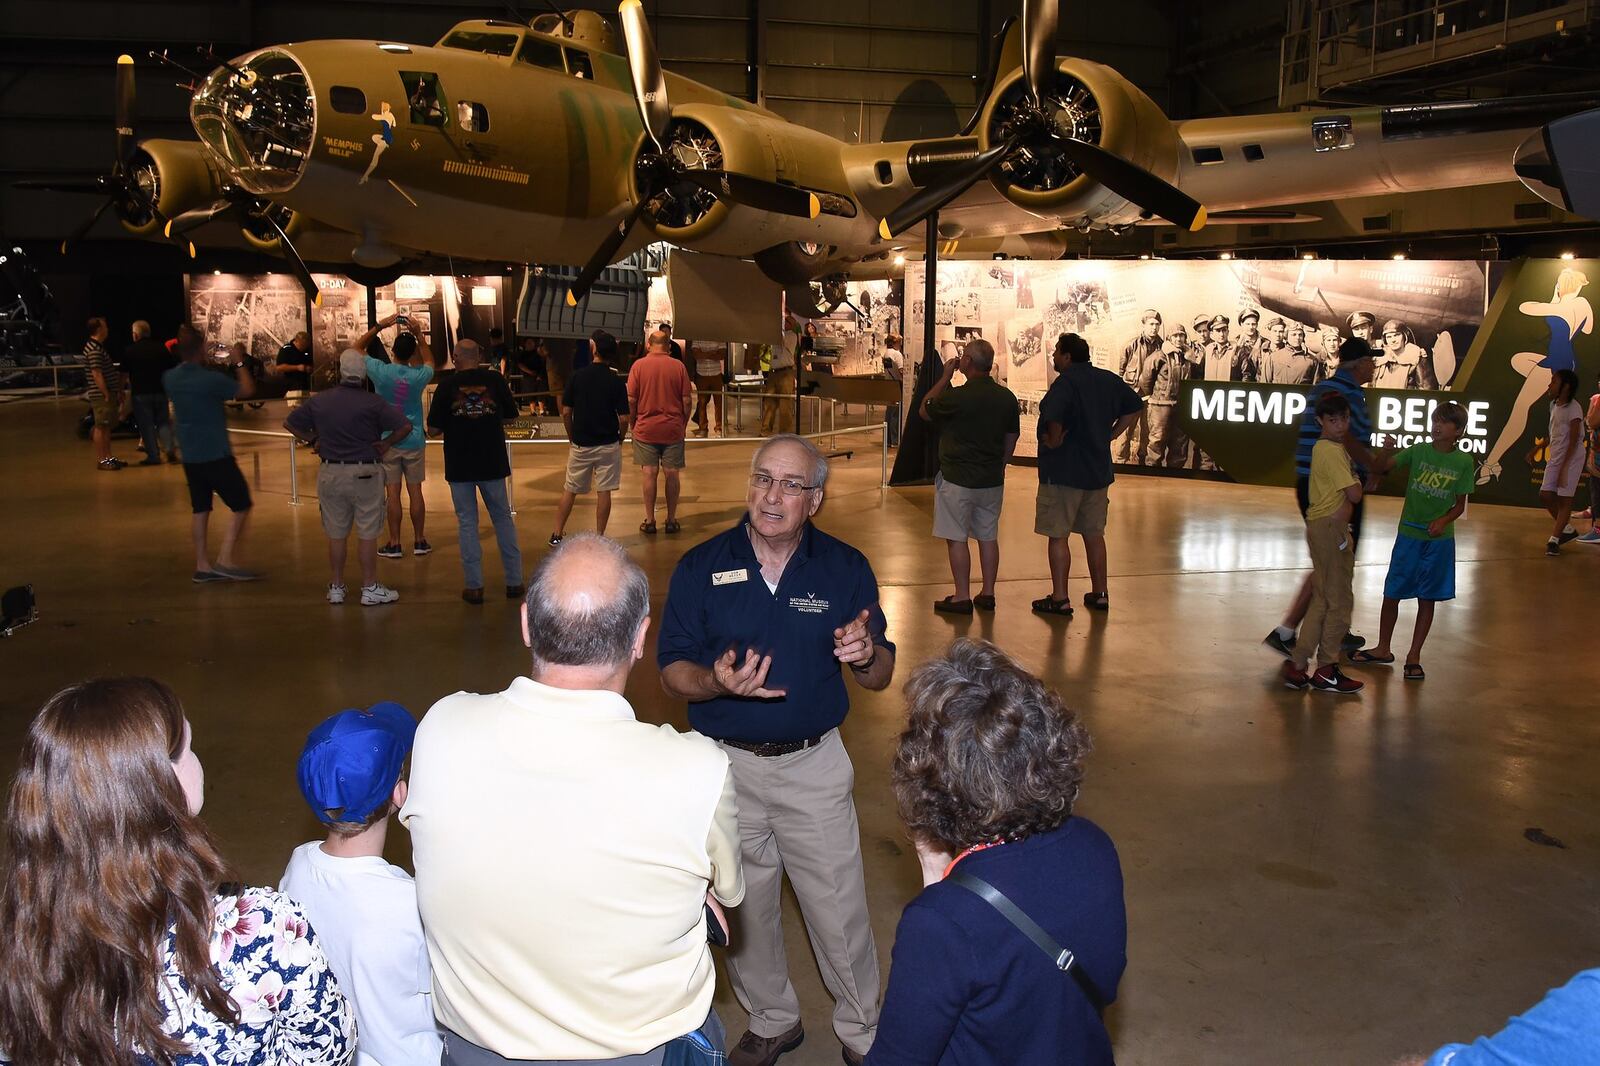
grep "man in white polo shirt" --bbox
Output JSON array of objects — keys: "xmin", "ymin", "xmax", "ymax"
[{"xmin": 402, "ymin": 534, "xmax": 744, "ymax": 1066}]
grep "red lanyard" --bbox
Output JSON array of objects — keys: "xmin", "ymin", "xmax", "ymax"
[{"xmin": 942, "ymin": 840, "xmax": 1007, "ymax": 880}]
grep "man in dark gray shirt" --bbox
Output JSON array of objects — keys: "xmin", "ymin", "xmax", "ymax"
[{"xmin": 284, "ymin": 350, "xmax": 411, "ymax": 606}]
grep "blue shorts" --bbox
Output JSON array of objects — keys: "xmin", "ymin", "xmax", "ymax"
[{"xmin": 1384, "ymin": 534, "xmax": 1455, "ymax": 601}]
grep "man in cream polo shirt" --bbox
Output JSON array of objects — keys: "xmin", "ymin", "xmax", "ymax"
[{"xmin": 402, "ymin": 534, "xmax": 744, "ymax": 1065}]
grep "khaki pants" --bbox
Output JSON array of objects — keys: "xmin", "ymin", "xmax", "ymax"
[
  {"xmin": 717, "ymin": 730, "xmax": 878, "ymax": 1056},
  {"xmin": 1144, "ymin": 403, "xmax": 1186, "ymax": 467},
  {"xmin": 1112, "ymin": 405, "xmax": 1147, "ymax": 464},
  {"xmin": 693, "ymin": 374, "xmax": 723, "ymax": 433},
  {"xmin": 1293, "ymin": 514, "xmax": 1355, "ymax": 667},
  {"xmin": 759, "ymin": 368, "xmax": 797, "ymax": 435}
]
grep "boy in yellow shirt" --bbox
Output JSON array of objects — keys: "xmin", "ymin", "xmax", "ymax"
[{"xmin": 1284, "ymin": 391, "xmax": 1366, "ymax": 694}]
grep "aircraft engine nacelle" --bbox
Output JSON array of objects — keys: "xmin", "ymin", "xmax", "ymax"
[
  {"xmin": 120, "ymin": 139, "xmax": 224, "ymax": 238},
  {"xmin": 628, "ymin": 102, "xmax": 857, "ymax": 254},
  {"xmin": 238, "ymin": 205, "xmax": 306, "ymax": 253},
  {"xmin": 975, "ymin": 59, "xmax": 1182, "ymax": 226}
]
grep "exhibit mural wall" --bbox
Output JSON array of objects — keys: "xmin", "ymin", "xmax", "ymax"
[
  {"xmin": 905, "ymin": 258, "xmax": 1595, "ymax": 508},
  {"xmin": 185, "ymin": 273, "xmax": 508, "ymax": 382}
]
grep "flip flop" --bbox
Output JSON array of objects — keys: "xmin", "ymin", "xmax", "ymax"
[
  {"xmin": 1031, "ymin": 595, "xmax": 1074, "ymax": 616},
  {"xmin": 933, "ymin": 596, "xmax": 974, "ymax": 616},
  {"xmin": 1348, "ymin": 650, "xmax": 1395, "ymax": 665},
  {"xmin": 640, "ymin": 520, "xmax": 657, "ymax": 535},
  {"xmin": 1404, "ymin": 663, "xmax": 1426, "ymax": 681},
  {"xmin": 973, "ymin": 593, "xmax": 996, "ymax": 612}
]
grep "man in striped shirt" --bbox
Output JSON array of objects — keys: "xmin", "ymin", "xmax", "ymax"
[
  {"xmin": 1264, "ymin": 336, "xmax": 1391, "ymax": 657},
  {"xmin": 83, "ymin": 316, "xmax": 127, "ymax": 470}
]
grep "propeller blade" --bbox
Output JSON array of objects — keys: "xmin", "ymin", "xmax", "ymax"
[
  {"xmin": 676, "ymin": 170, "xmax": 820, "ymax": 219},
  {"xmin": 12, "ymin": 178, "xmax": 107, "ymax": 194},
  {"xmin": 1050, "ymin": 135, "xmax": 1206, "ymax": 230},
  {"xmin": 165, "ymin": 199, "xmax": 238, "ymax": 236},
  {"xmin": 878, "ymin": 138, "xmax": 1015, "ymax": 240},
  {"xmin": 254, "ymin": 208, "xmax": 321, "ymax": 306},
  {"xmin": 960, "ymin": 16, "xmax": 1020, "ymax": 137},
  {"xmin": 566, "ymin": 199, "xmax": 650, "ymax": 307},
  {"xmin": 60, "ymin": 197, "xmax": 117, "ymax": 254},
  {"xmin": 115, "ymin": 54, "xmax": 136, "ymax": 169},
  {"xmin": 618, "ymin": 0, "xmax": 672, "ymax": 150},
  {"xmin": 1021, "ymin": 0, "xmax": 1059, "ymax": 106}
]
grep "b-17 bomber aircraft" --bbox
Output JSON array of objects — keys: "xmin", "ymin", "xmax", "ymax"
[{"xmin": 18, "ymin": 0, "xmax": 1600, "ymax": 312}]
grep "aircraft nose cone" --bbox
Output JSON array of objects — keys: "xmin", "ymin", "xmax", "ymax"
[{"xmin": 190, "ymin": 49, "xmax": 314, "ymax": 196}]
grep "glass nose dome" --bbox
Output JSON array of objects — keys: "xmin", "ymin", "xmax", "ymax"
[{"xmin": 191, "ymin": 50, "xmax": 314, "ymax": 195}]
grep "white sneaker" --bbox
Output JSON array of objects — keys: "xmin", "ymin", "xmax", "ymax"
[
  {"xmin": 327, "ymin": 583, "xmax": 347, "ymax": 604},
  {"xmin": 360, "ymin": 583, "xmax": 399, "ymax": 606}
]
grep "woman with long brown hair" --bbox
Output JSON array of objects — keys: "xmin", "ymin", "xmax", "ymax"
[{"xmin": 0, "ymin": 677, "xmax": 353, "ymax": 1066}]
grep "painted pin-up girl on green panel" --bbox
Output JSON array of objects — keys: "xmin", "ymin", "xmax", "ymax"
[{"xmin": 1480, "ymin": 267, "xmax": 1593, "ymax": 484}]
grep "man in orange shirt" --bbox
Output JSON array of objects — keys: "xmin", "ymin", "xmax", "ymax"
[{"xmin": 628, "ymin": 330, "xmax": 694, "ymax": 534}]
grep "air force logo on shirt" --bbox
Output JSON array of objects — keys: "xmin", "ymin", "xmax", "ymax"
[
  {"xmin": 788, "ymin": 592, "xmax": 830, "ymax": 614},
  {"xmin": 712, "ymin": 569, "xmax": 748, "ymax": 586}
]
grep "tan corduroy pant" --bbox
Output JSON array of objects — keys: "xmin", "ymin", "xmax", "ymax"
[
  {"xmin": 716, "ymin": 730, "xmax": 879, "ymax": 1057},
  {"xmin": 1294, "ymin": 513, "xmax": 1355, "ymax": 667}
]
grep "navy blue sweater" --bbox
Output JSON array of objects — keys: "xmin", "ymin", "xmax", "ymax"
[{"xmin": 865, "ymin": 817, "xmax": 1126, "ymax": 1066}]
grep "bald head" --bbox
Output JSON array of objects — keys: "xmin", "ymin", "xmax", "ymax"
[
  {"xmin": 646, "ymin": 330, "xmax": 671, "ymax": 353},
  {"xmin": 455, "ymin": 338, "xmax": 483, "ymax": 367},
  {"xmin": 523, "ymin": 534, "xmax": 650, "ymax": 673}
]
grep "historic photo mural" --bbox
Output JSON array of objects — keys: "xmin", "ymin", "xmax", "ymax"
[{"xmin": 905, "ymin": 257, "xmax": 1594, "ymax": 507}]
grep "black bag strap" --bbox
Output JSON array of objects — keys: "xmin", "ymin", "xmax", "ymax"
[{"xmin": 947, "ymin": 870, "xmax": 1107, "ymax": 1015}]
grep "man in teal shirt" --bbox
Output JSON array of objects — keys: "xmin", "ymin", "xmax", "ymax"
[{"xmin": 356, "ymin": 315, "xmax": 437, "ymax": 559}]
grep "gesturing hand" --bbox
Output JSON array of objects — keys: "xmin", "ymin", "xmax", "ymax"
[
  {"xmin": 714, "ymin": 648, "xmax": 787, "ymax": 699},
  {"xmin": 833, "ymin": 609, "xmax": 875, "ymax": 667}
]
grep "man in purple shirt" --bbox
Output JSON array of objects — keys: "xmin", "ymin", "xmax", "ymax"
[{"xmin": 284, "ymin": 351, "xmax": 411, "ymax": 606}]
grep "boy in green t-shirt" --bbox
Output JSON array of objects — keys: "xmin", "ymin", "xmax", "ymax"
[
  {"xmin": 1350, "ymin": 402, "xmax": 1474, "ymax": 681},
  {"xmin": 1284, "ymin": 391, "xmax": 1366, "ymax": 694}
]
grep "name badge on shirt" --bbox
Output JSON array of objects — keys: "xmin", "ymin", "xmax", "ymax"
[{"xmin": 712, "ymin": 569, "xmax": 749, "ymax": 586}]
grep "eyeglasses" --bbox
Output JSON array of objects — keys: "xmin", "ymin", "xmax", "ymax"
[{"xmin": 751, "ymin": 473, "xmax": 817, "ymax": 496}]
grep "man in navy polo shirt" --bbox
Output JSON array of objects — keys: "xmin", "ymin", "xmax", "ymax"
[
  {"xmin": 659, "ymin": 433, "xmax": 895, "ymax": 1066},
  {"xmin": 1264, "ymin": 336, "xmax": 1391, "ymax": 656}
]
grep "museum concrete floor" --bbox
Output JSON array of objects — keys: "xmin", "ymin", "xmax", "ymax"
[{"xmin": 3, "ymin": 395, "xmax": 1598, "ymax": 1065}]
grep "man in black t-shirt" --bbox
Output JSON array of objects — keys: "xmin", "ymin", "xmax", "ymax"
[
  {"xmin": 550, "ymin": 340, "xmax": 630, "ymax": 545},
  {"xmin": 124, "ymin": 320, "xmax": 179, "ymax": 464},
  {"xmin": 276, "ymin": 332, "xmax": 313, "ymax": 392},
  {"xmin": 425, "ymin": 339, "xmax": 523, "ymax": 604}
]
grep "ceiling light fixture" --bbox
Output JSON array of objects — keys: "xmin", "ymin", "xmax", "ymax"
[
  {"xmin": 1218, "ymin": 251, "xmax": 1232, "ymax": 260},
  {"xmin": 1560, "ymin": 251, "xmax": 1576, "ymax": 260},
  {"xmin": 1392, "ymin": 252, "xmax": 1407, "ymax": 260}
]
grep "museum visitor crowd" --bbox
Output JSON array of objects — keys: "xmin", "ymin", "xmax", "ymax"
[{"xmin": 2, "ymin": 314, "xmax": 1597, "ymax": 1066}]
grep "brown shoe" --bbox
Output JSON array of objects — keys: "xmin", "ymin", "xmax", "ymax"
[
  {"xmin": 506, "ymin": 584, "xmax": 526, "ymax": 599},
  {"xmin": 461, "ymin": 588, "xmax": 484, "ymax": 605},
  {"xmin": 728, "ymin": 1023, "xmax": 804, "ymax": 1066}
]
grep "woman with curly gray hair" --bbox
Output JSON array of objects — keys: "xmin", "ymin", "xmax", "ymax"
[{"xmin": 865, "ymin": 639, "xmax": 1126, "ymax": 1066}]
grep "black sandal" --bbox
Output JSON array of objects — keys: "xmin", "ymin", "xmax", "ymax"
[
  {"xmin": 640, "ymin": 520, "xmax": 657, "ymax": 535},
  {"xmin": 1031, "ymin": 595, "xmax": 1074, "ymax": 616},
  {"xmin": 1404, "ymin": 663, "xmax": 1426, "ymax": 681},
  {"xmin": 1349, "ymin": 650, "xmax": 1395, "ymax": 665},
  {"xmin": 1082, "ymin": 592, "xmax": 1109, "ymax": 611},
  {"xmin": 664, "ymin": 519, "xmax": 682, "ymax": 534},
  {"xmin": 933, "ymin": 596, "xmax": 974, "ymax": 616}
]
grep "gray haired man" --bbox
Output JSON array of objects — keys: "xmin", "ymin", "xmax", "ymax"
[
  {"xmin": 404, "ymin": 534, "xmax": 744, "ymax": 1065},
  {"xmin": 659, "ymin": 434, "xmax": 895, "ymax": 1066},
  {"xmin": 284, "ymin": 349, "xmax": 410, "ymax": 605}
]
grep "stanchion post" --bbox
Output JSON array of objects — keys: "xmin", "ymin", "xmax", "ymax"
[
  {"xmin": 506, "ymin": 442, "xmax": 516, "ymax": 516},
  {"xmin": 287, "ymin": 436, "xmax": 299, "ymax": 505},
  {"xmin": 881, "ymin": 421, "xmax": 888, "ymax": 487}
]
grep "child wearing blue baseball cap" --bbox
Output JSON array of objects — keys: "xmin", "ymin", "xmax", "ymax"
[{"xmin": 280, "ymin": 702, "xmax": 443, "ymax": 1065}]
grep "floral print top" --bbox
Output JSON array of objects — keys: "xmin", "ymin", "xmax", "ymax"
[{"xmin": 2, "ymin": 886, "xmax": 355, "ymax": 1066}]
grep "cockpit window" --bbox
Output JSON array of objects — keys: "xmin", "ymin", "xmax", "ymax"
[
  {"xmin": 517, "ymin": 37, "xmax": 564, "ymax": 71},
  {"xmin": 565, "ymin": 49, "xmax": 593, "ymax": 79},
  {"xmin": 400, "ymin": 71, "xmax": 447, "ymax": 127},
  {"xmin": 440, "ymin": 30, "xmax": 519, "ymax": 57},
  {"xmin": 191, "ymin": 49, "xmax": 313, "ymax": 195}
]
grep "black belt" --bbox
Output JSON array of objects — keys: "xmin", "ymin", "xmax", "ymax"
[
  {"xmin": 321, "ymin": 459, "xmax": 380, "ymax": 465},
  {"xmin": 719, "ymin": 734, "xmax": 825, "ymax": 758}
]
